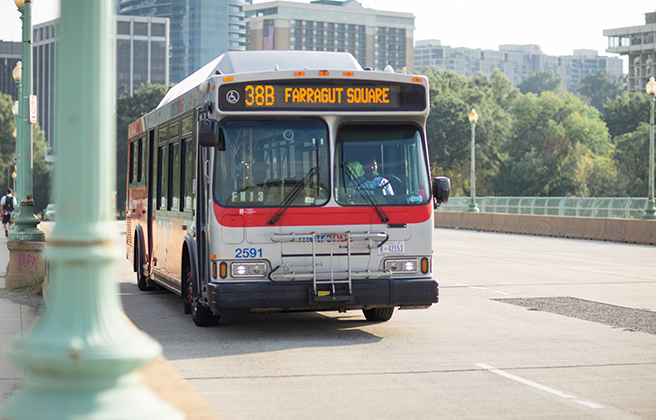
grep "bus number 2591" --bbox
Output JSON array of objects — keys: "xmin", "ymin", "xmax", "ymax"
[{"xmin": 235, "ymin": 248, "xmax": 263, "ymax": 258}]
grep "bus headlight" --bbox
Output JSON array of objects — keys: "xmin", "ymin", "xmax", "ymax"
[
  {"xmin": 231, "ymin": 262, "xmax": 267, "ymax": 278},
  {"xmin": 384, "ymin": 259, "xmax": 418, "ymax": 274}
]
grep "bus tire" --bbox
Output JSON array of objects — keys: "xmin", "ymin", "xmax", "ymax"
[
  {"xmin": 187, "ymin": 271, "xmax": 220, "ymax": 327},
  {"xmin": 362, "ymin": 307, "xmax": 394, "ymax": 322}
]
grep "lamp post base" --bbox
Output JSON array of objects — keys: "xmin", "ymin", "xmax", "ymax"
[
  {"xmin": 467, "ymin": 202, "xmax": 480, "ymax": 212},
  {"xmin": 643, "ymin": 200, "xmax": 656, "ymax": 220},
  {"xmin": 8, "ymin": 201, "xmax": 46, "ymax": 242}
]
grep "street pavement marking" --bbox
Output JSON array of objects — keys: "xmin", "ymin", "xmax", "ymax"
[
  {"xmin": 455, "ymin": 283, "xmax": 512, "ymax": 295},
  {"xmin": 475, "ymin": 363, "xmax": 603, "ymax": 409}
]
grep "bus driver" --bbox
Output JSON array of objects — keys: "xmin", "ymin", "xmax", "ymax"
[{"xmin": 350, "ymin": 155, "xmax": 394, "ymax": 196}]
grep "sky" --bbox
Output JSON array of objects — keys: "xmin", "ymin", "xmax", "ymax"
[{"xmin": 0, "ymin": 0, "xmax": 654, "ymax": 67}]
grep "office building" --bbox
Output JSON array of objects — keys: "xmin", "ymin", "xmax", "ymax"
[
  {"xmin": 118, "ymin": 0, "xmax": 248, "ymax": 83},
  {"xmin": 31, "ymin": 16, "xmax": 170, "ymax": 156},
  {"xmin": 0, "ymin": 41, "xmax": 21, "ymax": 101},
  {"xmin": 244, "ymin": 0, "xmax": 415, "ymax": 72},
  {"xmin": 604, "ymin": 10, "xmax": 656, "ymax": 92},
  {"xmin": 414, "ymin": 40, "xmax": 623, "ymax": 90},
  {"xmin": 116, "ymin": 15, "xmax": 170, "ymax": 96}
]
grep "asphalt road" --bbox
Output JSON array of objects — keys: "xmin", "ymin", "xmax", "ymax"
[{"xmin": 114, "ymin": 223, "xmax": 656, "ymax": 420}]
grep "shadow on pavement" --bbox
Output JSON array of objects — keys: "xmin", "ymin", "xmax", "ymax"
[{"xmin": 119, "ymin": 282, "xmax": 383, "ymax": 361}]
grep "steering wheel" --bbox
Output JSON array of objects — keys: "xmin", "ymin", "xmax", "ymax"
[{"xmin": 383, "ymin": 175, "xmax": 403, "ymax": 195}]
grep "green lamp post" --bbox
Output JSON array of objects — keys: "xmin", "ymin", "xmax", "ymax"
[
  {"xmin": 0, "ymin": 0, "xmax": 183, "ymax": 418},
  {"xmin": 12, "ymin": 61, "xmax": 22, "ymax": 197},
  {"xmin": 467, "ymin": 108, "xmax": 480, "ymax": 212},
  {"xmin": 9, "ymin": 0, "xmax": 45, "ymax": 242},
  {"xmin": 644, "ymin": 77, "xmax": 656, "ymax": 220}
]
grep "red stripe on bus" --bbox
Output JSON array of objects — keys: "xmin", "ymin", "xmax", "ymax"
[{"xmin": 213, "ymin": 203, "xmax": 432, "ymax": 227}]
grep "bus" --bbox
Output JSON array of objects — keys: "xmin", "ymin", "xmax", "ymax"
[{"xmin": 126, "ymin": 51, "xmax": 450, "ymax": 326}]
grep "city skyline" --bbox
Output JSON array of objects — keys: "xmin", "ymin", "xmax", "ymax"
[{"xmin": 0, "ymin": 0, "xmax": 654, "ymax": 70}]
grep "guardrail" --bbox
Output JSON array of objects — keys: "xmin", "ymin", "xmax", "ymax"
[
  {"xmin": 434, "ymin": 211, "xmax": 656, "ymax": 245},
  {"xmin": 437, "ymin": 197, "xmax": 649, "ymax": 219}
]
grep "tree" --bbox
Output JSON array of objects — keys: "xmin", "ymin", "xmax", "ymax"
[
  {"xmin": 603, "ymin": 91, "xmax": 650, "ymax": 139},
  {"xmin": 0, "ymin": 93, "xmax": 17, "ymax": 191},
  {"xmin": 32, "ymin": 123, "xmax": 52, "ymax": 214},
  {"xmin": 424, "ymin": 68, "xmax": 515, "ymax": 197},
  {"xmin": 116, "ymin": 82, "xmax": 171, "ymax": 215},
  {"xmin": 612, "ymin": 123, "xmax": 650, "ymax": 197},
  {"xmin": 0, "ymin": 93, "xmax": 51, "ymax": 213},
  {"xmin": 497, "ymin": 92, "xmax": 613, "ymax": 196},
  {"xmin": 577, "ymin": 71, "xmax": 622, "ymax": 113},
  {"xmin": 517, "ymin": 69, "xmax": 565, "ymax": 95}
]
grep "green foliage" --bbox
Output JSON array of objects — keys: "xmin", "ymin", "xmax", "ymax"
[
  {"xmin": 517, "ymin": 69, "xmax": 564, "ymax": 95},
  {"xmin": 424, "ymin": 68, "xmax": 516, "ymax": 197},
  {"xmin": 577, "ymin": 71, "xmax": 623, "ymax": 113},
  {"xmin": 496, "ymin": 92, "xmax": 612, "ymax": 196},
  {"xmin": 32, "ymin": 124, "xmax": 52, "ymax": 213},
  {"xmin": 116, "ymin": 82, "xmax": 171, "ymax": 215},
  {"xmin": 613, "ymin": 123, "xmax": 650, "ymax": 197},
  {"xmin": 0, "ymin": 93, "xmax": 50, "ymax": 212},
  {"xmin": 603, "ymin": 91, "xmax": 650, "ymax": 139}
]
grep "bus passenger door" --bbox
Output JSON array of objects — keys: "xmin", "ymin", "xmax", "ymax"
[
  {"xmin": 146, "ymin": 129, "xmax": 155, "ymax": 272},
  {"xmin": 197, "ymin": 146, "xmax": 210, "ymax": 289}
]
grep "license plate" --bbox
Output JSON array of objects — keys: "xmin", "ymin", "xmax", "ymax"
[{"xmin": 379, "ymin": 241, "xmax": 405, "ymax": 255}]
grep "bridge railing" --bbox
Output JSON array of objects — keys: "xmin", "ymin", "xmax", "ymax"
[{"xmin": 438, "ymin": 197, "xmax": 649, "ymax": 219}]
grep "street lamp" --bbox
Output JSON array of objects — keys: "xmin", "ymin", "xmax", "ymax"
[
  {"xmin": 11, "ymin": 61, "xmax": 21, "ymax": 205},
  {"xmin": 467, "ymin": 108, "xmax": 480, "ymax": 212},
  {"xmin": 644, "ymin": 77, "xmax": 656, "ymax": 219},
  {"xmin": 10, "ymin": 0, "xmax": 44, "ymax": 242}
]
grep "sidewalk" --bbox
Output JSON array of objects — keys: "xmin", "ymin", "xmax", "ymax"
[{"xmin": 0, "ymin": 224, "xmax": 218, "ymax": 419}]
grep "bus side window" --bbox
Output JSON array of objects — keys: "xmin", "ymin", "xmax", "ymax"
[
  {"xmin": 129, "ymin": 141, "xmax": 135, "ymax": 184},
  {"xmin": 169, "ymin": 142, "xmax": 180, "ymax": 211},
  {"xmin": 182, "ymin": 138, "xmax": 194, "ymax": 211},
  {"xmin": 137, "ymin": 138, "xmax": 143, "ymax": 183},
  {"xmin": 158, "ymin": 145, "xmax": 168, "ymax": 210}
]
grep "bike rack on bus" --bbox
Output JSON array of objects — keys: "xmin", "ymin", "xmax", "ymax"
[{"xmin": 269, "ymin": 232, "xmax": 391, "ymax": 301}]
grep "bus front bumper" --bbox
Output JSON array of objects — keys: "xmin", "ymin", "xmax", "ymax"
[{"xmin": 207, "ymin": 278, "xmax": 438, "ymax": 314}]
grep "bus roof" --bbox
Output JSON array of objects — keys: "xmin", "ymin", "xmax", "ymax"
[{"xmin": 159, "ymin": 51, "xmax": 363, "ymax": 109}]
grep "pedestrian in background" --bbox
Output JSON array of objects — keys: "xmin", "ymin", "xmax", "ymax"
[{"xmin": 1, "ymin": 189, "xmax": 17, "ymax": 237}]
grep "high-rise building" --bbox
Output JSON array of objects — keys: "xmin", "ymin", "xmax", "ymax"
[
  {"xmin": 604, "ymin": 11, "xmax": 656, "ymax": 92},
  {"xmin": 32, "ymin": 20, "xmax": 57, "ymax": 154},
  {"xmin": 0, "ymin": 41, "xmax": 21, "ymax": 102},
  {"xmin": 118, "ymin": 0, "xmax": 248, "ymax": 83},
  {"xmin": 116, "ymin": 15, "xmax": 170, "ymax": 96},
  {"xmin": 31, "ymin": 16, "xmax": 170, "ymax": 156},
  {"xmin": 414, "ymin": 40, "xmax": 623, "ymax": 90},
  {"xmin": 244, "ymin": 0, "xmax": 415, "ymax": 72}
]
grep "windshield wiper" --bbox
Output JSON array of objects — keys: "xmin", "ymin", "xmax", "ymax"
[
  {"xmin": 268, "ymin": 166, "xmax": 319, "ymax": 225},
  {"xmin": 341, "ymin": 162, "xmax": 389, "ymax": 223}
]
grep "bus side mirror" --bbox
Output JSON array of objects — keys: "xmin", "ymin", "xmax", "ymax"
[
  {"xmin": 432, "ymin": 176, "xmax": 450, "ymax": 209},
  {"xmin": 198, "ymin": 119, "xmax": 225, "ymax": 151}
]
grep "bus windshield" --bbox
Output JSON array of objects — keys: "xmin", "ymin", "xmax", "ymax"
[
  {"xmin": 335, "ymin": 124, "xmax": 430, "ymax": 206},
  {"xmin": 214, "ymin": 119, "xmax": 330, "ymax": 207}
]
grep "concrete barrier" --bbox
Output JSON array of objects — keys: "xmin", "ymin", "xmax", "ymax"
[
  {"xmin": 622, "ymin": 219, "xmax": 647, "ymax": 244},
  {"xmin": 565, "ymin": 217, "xmax": 586, "ymax": 239},
  {"xmin": 601, "ymin": 218, "xmax": 627, "ymax": 242},
  {"xmin": 434, "ymin": 211, "xmax": 655, "ymax": 245},
  {"xmin": 583, "ymin": 218, "xmax": 606, "ymax": 240},
  {"xmin": 491, "ymin": 214, "xmax": 506, "ymax": 232},
  {"xmin": 547, "ymin": 216, "xmax": 569, "ymax": 237}
]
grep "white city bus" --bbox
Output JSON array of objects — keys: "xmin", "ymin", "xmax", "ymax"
[{"xmin": 126, "ymin": 51, "xmax": 450, "ymax": 326}]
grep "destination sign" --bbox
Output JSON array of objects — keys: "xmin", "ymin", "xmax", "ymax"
[{"xmin": 219, "ymin": 80, "xmax": 425, "ymax": 111}]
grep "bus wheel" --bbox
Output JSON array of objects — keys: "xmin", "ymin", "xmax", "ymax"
[
  {"xmin": 136, "ymin": 246, "xmax": 155, "ymax": 291},
  {"xmin": 187, "ymin": 271, "xmax": 220, "ymax": 327},
  {"xmin": 362, "ymin": 307, "xmax": 394, "ymax": 322}
]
